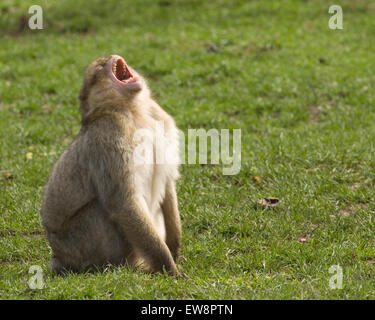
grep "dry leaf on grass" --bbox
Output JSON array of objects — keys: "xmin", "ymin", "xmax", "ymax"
[
  {"xmin": 256, "ymin": 197, "xmax": 280, "ymax": 209},
  {"xmin": 0, "ymin": 170, "xmax": 13, "ymax": 180}
]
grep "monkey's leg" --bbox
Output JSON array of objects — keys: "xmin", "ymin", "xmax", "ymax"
[
  {"xmin": 46, "ymin": 200, "xmax": 133, "ymax": 273},
  {"xmin": 109, "ymin": 195, "xmax": 179, "ymax": 276},
  {"xmin": 161, "ymin": 182, "xmax": 181, "ymax": 262}
]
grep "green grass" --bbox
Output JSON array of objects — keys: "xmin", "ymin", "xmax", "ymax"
[{"xmin": 1, "ymin": 0, "xmax": 375, "ymax": 299}]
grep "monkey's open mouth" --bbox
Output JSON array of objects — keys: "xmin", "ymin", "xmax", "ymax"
[{"xmin": 112, "ymin": 58, "xmax": 137, "ymax": 84}]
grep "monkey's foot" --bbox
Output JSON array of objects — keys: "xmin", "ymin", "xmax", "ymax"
[{"xmin": 49, "ymin": 257, "xmax": 69, "ymax": 275}]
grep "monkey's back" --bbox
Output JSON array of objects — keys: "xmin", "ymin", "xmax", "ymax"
[{"xmin": 41, "ymin": 132, "xmax": 135, "ymax": 272}]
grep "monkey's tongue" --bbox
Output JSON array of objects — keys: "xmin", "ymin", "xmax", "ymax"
[{"xmin": 113, "ymin": 58, "xmax": 132, "ymax": 82}]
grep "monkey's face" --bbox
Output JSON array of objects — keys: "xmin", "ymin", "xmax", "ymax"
[{"xmin": 80, "ymin": 55, "xmax": 145, "ymax": 114}]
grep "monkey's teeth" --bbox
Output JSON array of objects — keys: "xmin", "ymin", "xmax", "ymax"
[{"xmin": 122, "ymin": 77, "xmax": 136, "ymax": 84}]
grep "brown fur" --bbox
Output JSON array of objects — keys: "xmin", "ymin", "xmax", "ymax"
[{"xmin": 41, "ymin": 56, "xmax": 181, "ymax": 276}]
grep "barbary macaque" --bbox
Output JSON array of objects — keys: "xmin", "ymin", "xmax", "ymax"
[{"xmin": 41, "ymin": 55, "xmax": 181, "ymax": 276}]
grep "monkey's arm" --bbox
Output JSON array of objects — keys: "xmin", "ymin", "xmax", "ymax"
[
  {"xmin": 85, "ymin": 126, "xmax": 178, "ymax": 276},
  {"xmin": 161, "ymin": 181, "xmax": 181, "ymax": 262},
  {"xmin": 109, "ymin": 193, "xmax": 178, "ymax": 276}
]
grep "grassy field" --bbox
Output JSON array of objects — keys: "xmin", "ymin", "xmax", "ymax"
[{"xmin": 1, "ymin": 0, "xmax": 375, "ymax": 299}]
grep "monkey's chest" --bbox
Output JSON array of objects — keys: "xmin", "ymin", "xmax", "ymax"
[
  {"xmin": 133, "ymin": 125, "xmax": 179, "ymax": 241},
  {"xmin": 134, "ymin": 163, "xmax": 168, "ymax": 241}
]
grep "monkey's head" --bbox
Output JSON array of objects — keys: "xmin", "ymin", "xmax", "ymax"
[{"xmin": 79, "ymin": 55, "xmax": 148, "ymax": 116}]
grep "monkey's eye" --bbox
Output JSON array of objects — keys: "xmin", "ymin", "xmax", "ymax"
[
  {"xmin": 96, "ymin": 57, "xmax": 109, "ymax": 66},
  {"xmin": 89, "ymin": 65, "xmax": 105, "ymax": 84}
]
